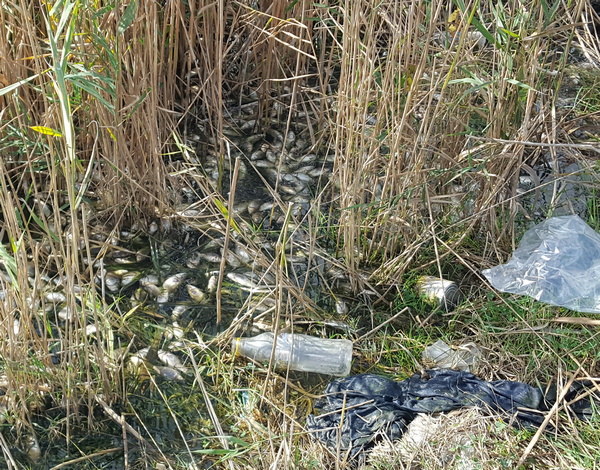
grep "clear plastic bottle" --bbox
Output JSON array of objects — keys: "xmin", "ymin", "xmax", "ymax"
[{"xmin": 232, "ymin": 332, "xmax": 353, "ymax": 376}]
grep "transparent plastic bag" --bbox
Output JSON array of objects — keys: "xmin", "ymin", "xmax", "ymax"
[
  {"xmin": 422, "ymin": 339, "xmax": 481, "ymax": 372},
  {"xmin": 482, "ymin": 215, "xmax": 600, "ymax": 313}
]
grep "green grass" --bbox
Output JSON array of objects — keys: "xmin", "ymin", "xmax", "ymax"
[{"xmin": 2, "ymin": 0, "xmax": 600, "ymax": 468}]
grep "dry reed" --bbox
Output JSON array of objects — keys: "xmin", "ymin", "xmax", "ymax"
[{"xmin": 1, "ymin": 0, "xmax": 599, "ymax": 468}]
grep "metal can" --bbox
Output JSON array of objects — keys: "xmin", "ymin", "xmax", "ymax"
[{"xmin": 416, "ymin": 276, "xmax": 462, "ymax": 311}]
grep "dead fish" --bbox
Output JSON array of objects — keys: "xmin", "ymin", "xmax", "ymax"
[
  {"xmin": 85, "ymin": 324, "xmax": 98, "ymax": 335},
  {"xmin": 127, "ymin": 354, "xmax": 148, "ymax": 377},
  {"xmin": 259, "ymin": 201, "xmax": 274, "ymax": 212},
  {"xmin": 140, "ymin": 281, "xmax": 161, "ymax": 297},
  {"xmin": 204, "ymin": 238, "xmax": 225, "ymax": 250},
  {"xmin": 285, "ymin": 130, "xmax": 296, "ymax": 144},
  {"xmin": 336, "ymin": 299, "xmax": 348, "ymax": 315},
  {"xmin": 113, "ymin": 256, "xmax": 137, "ymax": 265},
  {"xmin": 267, "ymin": 128, "xmax": 284, "ymax": 142},
  {"xmin": 24, "ymin": 434, "xmax": 41, "ymax": 462},
  {"xmin": 251, "ymin": 212, "xmax": 265, "ymax": 224},
  {"xmin": 197, "ymin": 252, "xmax": 222, "ymax": 263},
  {"xmin": 176, "ymin": 208, "xmax": 201, "ymax": 218},
  {"xmin": 282, "ymin": 173, "xmax": 300, "ymax": 184},
  {"xmin": 297, "ymin": 153, "xmax": 317, "ymax": 163},
  {"xmin": 186, "ymin": 253, "xmax": 202, "ymax": 269},
  {"xmin": 139, "ymin": 274, "xmax": 159, "ymax": 285},
  {"xmin": 137, "ymin": 347, "xmax": 186, "ymax": 373},
  {"xmin": 265, "ymin": 150, "xmax": 278, "ymax": 163},
  {"xmin": 104, "ymin": 272, "xmax": 121, "ymax": 293},
  {"xmin": 307, "ymin": 167, "xmax": 326, "ymax": 178},
  {"xmin": 294, "ymin": 137, "xmax": 308, "ymax": 149},
  {"xmin": 294, "ymin": 164, "xmax": 315, "ymax": 174},
  {"xmin": 260, "ymin": 240, "xmax": 274, "ymax": 251},
  {"xmin": 233, "ymin": 201, "xmax": 250, "ymax": 214},
  {"xmin": 134, "ymin": 348, "xmax": 151, "ymax": 360},
  {"xmin": 288, "ymin": 194, "xmax": 311, "ymax": 204},
  {"xmin": 0, "ymin": 403, "xmax": 7, "ymax": 424},
  {"xmin": 239, "ymin": 140, "xmax": 254, "ymax": 153},
  {"xmin": 156, "ymin": 289, "xmax": 170, "ymax": 304},
  {"xmin": 58, "ymin": 307, "xmax": 75, "ymax": 322},
  {"xmin": 250, "ymin": 150, "xmax": 265, "ymax": 161},
  {"xmin": 171, "ymin": 304, "xmax": 188, "ymax": 320},
  {"xmin": 44, "ymin": 292, "xmax": 66, "ymax": 303},
  {"xmin": 226, "ymin": 272, "xmax": 258, "ymax": 289},
  {"xmin": 161, "ymin": 218, "xmax": 172, "ymax": 232},
  {"xmin": 132, "ymin": 287, "xmax": 148, "ymax": 301},
  {"xmin": 290, "ymin": 204, "xmax": 305, "ymax": 217},
  {"xmin": 276, "ymin": 185, "xmax": 296, "ymax": 195},
  {"xmin": 248, "ymin": 199, "xmax": 262, "ymax": 214},
  {"xmin": 206, "ymin": 274, "xmax": 218, "ymax": 293},
  {"xmin": 165, "ymin": 321, "xmax": 185, "ymax": 340},
  {"xmin": 157, "ymin": 350, "xmax": 189, "ymax": 373},
  {"xmin": 121, "ymin": 271, "xmax": 140, "ymax": 287},
  {"xmin": 294, "ymin": 172, "xmax": 313, "ymax": 183},
  {"xmin": 253, "ymin": 159, "xmax": 273, "ymax": 168},
  {"xmin": 162, "ymin": 273, "xmax": 187, "ymax": 293},
  {"xmin": 263, "ymin": 168, "xmax": 280, "ymax": 184},
  {"xmin": 235, "ymin": 245, "xmax": 252, "ymax": 264},
  {"xmin": 154, "ymin": 366, "xmax": 185, "ymax": 382},
  {"xmin": 186, "ymin": 284, "xmax": 206, "ymax": 303},
  {"xmin": 222, "ymin": 249, "xmax": 243, "ymax": 268}
]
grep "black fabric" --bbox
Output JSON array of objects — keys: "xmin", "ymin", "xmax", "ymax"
[{"xmin": 306, "ymin": 369, "xmax": 598, "ymax": 456}]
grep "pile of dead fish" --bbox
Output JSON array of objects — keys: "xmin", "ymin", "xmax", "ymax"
[
  {"xmin": 1, "ymin": 119, "xmax": 356, "ymax": 386},
  {"xmin": 186, "ymin": 118, "xmax": 334, "ymax": 228}
]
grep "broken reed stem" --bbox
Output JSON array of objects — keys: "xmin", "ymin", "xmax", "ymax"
[
  {"xmin": 189, "ymin": 348, "xmax": 236, "ymax": 470},
  {"xmin": 48, "ymin": 448, "xmax": 122, "ymax": 470},
  {"xmin": 356, "ymin": 307, "xmax": 410, "ymax": 343},
  {"xmin": 261, "ymin": 201, "xmax": 294, "ymax": 399},
  {"xmin": 517, "ymin": 370, "xmax": 580, "ymax": 467},
  {"xmin": 216, "ymin": 154, "xmax": 241, "ymax": 327},
  {"xmin": 470, "ymin": 136, "xmax": 600, "ymax": 154},
  {"xmin": 94, "ymin": 395, "xmax": 153, "ymax": 449}
]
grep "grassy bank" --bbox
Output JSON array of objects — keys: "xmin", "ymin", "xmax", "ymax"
[{"xmin": 1, "ymin": 0, "xmax": 600, "ymax": 468}]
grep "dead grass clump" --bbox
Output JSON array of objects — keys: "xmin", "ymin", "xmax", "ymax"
[
  {"xmin": 362, "ymin": 405, "xmax": 597, "ymax": 470},
  {"xmin": 364, "ymin": 409, "xmax": 512, "ymax": 470},
  {"xmin": 324, "ymin": 0, "xmax": 597, "ymax": 283}
]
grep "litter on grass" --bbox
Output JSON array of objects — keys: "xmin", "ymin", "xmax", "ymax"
[
  {"xmin": 483, "ymin": 215, "xmax": 600, "ymax": 313},
  {"xmin": 307, "ymin": 368, "xmax": 598, "ymax": 457},
  {"xmin": 422, "ymin": 339, "xmax": 481, "ymax": 372}
]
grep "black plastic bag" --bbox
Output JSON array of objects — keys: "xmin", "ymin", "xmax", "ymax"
[{"xmin": 307, "ymin": 369, "xmax": 597, "ymax": 456}]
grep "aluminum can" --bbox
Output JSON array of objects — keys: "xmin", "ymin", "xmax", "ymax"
[{"xmin": 416, "ymin": 276, "xmax": 462, "ymax": 311}]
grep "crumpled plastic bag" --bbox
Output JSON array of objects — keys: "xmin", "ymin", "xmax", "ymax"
[
  {"xmin": 306, "ymin": 369, "xmax": 597, "ymax": 457},
  {"xmin": 422, "ymin": 339, "xmax": 481, "ymax": 372},
  {"xmin": 482, "ymin": 215, "xmax": 600, "ymax": 313}
]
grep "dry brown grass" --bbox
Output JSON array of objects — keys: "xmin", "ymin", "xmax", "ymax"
[{"xmin": 1, "ymin": 0, "xmax": 600, "ymax": 468}]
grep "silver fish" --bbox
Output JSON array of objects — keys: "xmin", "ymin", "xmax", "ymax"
[{"xmin": 162, "ymin": 273, "xmax": 187, "ymax": 292}]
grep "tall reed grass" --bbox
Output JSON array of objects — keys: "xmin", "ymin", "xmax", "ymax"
[{"xmin": 1, "ymin": 0, "xmax": 599, "ymax": 467}]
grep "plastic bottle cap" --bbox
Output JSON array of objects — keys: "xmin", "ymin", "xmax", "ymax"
[{"xmin": 233, "ymin": 338, "xmax": 241, "ymax": 356}]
